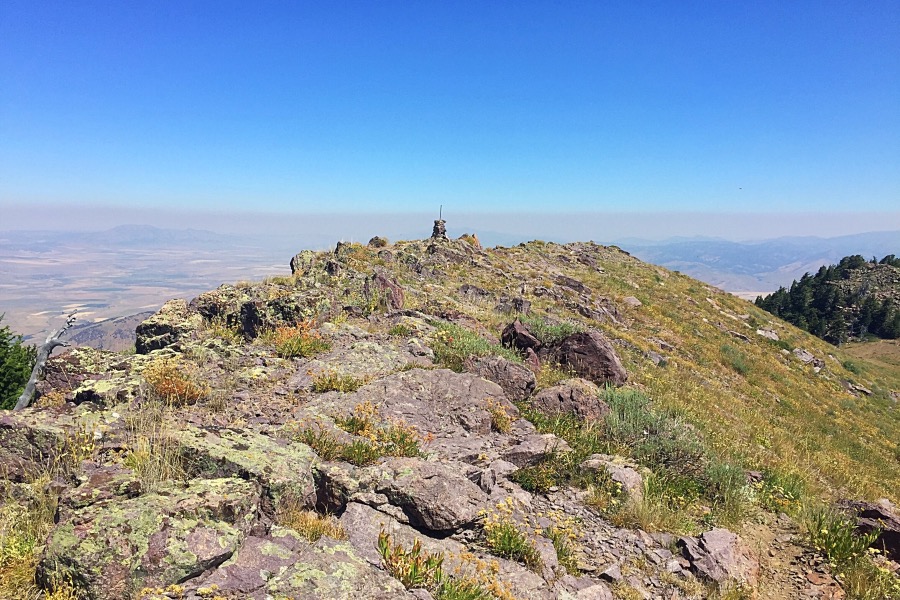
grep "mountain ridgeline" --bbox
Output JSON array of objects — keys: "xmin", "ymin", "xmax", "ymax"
[
  {"xmin": 2, "ymin": 229, "xmax": 899, "ymax": 599},
  {"xmin": 755, "ymin": 254, "xmax": 900, "ymax": 344}
]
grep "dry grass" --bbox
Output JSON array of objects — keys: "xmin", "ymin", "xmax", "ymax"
[
  {"xmin": 142, "ymin": 357, "xmax": 209, "ymax": 406},
  {"xmin": 123, "ymin": 399, "xmax": 185, "ymax": 492},
  {"xmin": 276, "ymin": 498, "xmax": 346, "ymax": 542},
  {"xmin": 0, "ymin": 475, "xmax": 62, "ymax": 599}
]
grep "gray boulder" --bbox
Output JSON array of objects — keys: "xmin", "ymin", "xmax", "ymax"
[
  {"xmin": 581, "ymin": 454, "xmax": 645, "ymax": 502},
  {"xmin": 530, "ymin": 378, "xmax": 608, "ymax": 421}
]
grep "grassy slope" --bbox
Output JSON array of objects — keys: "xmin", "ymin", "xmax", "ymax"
[
  {"xmin": 382, "ymin": 239, "xmax": 900, "ymax": 503},
  {"xmin": 844, "ymin": 339, "xmax": 900, "ymax": 392}
]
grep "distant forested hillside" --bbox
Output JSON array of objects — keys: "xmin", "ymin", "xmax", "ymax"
[{"xmin": 755, "ymin": 254, "xmax": 900, "ymax": 344}]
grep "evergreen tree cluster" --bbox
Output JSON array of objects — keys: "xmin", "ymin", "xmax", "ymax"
[
  {"xmin": 1, "ymin": 314, "xmax": 37, "ymax": 410},
  {"xmin": 755, "ymin": 255, "xmax": 900, "ymax": 345}
]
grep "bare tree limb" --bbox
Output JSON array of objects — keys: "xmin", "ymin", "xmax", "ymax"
[{"xmin": 14, "ymin": 312, "xmax": 76, "ymax": 410}]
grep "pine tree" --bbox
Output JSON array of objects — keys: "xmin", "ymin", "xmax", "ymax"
[{"xmin": 1, "ymin": 315, "xmax": 37, "ymax": 410}]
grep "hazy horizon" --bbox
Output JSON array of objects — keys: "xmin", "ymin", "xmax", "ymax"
[{"xmin": 3, "ymin": 204, "xmax": 900, "ymax": 245}]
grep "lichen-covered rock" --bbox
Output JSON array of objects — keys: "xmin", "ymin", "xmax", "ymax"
[
  {"xmin": 172, "ymin": 425, "xmax": 317, "ymax": 507},
  {"xmin": 530, "ymin": 378, "xmax": 608, "ymax": 421},
  {"xmin": 135, "ymin": 299, "xmax": 203, "ymax": 354},
  {"xmin": 469, "ymin": 355, "xmax": 536, "ymax": 402},
  {"xmin": 290, "ymin": 249, "xmax": 318, "ymax": 275},
  {"xmin": 38, "ymin": 477, "xmax": 260, "ymax": 600},
  {"xmin": 185, "ymin": 526, "xmax": 411, "ymax": 600},
  {"xmin": 552, "ymin": 331, "xmax": 627, "ymax": 386},
  {"xmin": 265, "ymin": 536, "xmax": 415, "ymax": 600},
  {"xmin": 290, "ymin": 340, "xmax": 415, "ymax": 389},
  {"xmin": 0, "ymin": 405, "xmax": 97, "ymax": 481}
]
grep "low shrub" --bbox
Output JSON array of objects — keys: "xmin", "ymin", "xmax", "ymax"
[
  {"xmin": 430, "ymin": 323, "xmax": 521, "ymax": 372},
  {"xmin": 311, "ymin": 370, "xmax": 366, "ymax": 393},
  {"xmin": 720, "ymin": 344, "xmax": 750, "ymax": 376},
  {"xmin": 378, "ymin": 531, "xmax": 503, "ymax": 600},
  {"xmin": 287, "ymin": 403, "xmax": 427, "ymax": 466},
  {"xmin": 806, "ymin": 506, "xmax": 878, "ymax": 566},
  {"xmin": 518, "ymin": 314, "xmax": 584, "ymax": 346},
  {"xmin": 486, "ymin": 399, "xmax": 512, "ymax": 434},
  {"xmin": 142, "ymin": 358, "xmax": 209, "ymax": 405},
  {"xmin": 481, "ymin": 500, "xmax": 543, "ymax": 571},
  {"xmin": 271, "ymin": 320, "xmax": 331, "ymax": 358},
  {"xmin": 804, "ymin": 505, "xmax": 900, "ymax": 599}
]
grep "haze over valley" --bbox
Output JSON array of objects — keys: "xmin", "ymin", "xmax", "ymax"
[{"xmin": 3, "ymin": 223, "xmax": 898, "ymax": 343}]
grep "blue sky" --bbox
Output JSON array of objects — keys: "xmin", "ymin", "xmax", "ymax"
[{"xmin": 1, "ymin": 1, "xmax": 898, "ymax": 234}]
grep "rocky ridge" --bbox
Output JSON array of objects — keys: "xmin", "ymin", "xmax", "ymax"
[{"xmin": 2, "ymin": 227, "xmax": 898, "ymax": 599}]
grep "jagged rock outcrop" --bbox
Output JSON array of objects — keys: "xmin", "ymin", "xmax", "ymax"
[
  {"xmin": 6, "ymin": 233, "xmax": 893, "ymax": 600},
  {"xmin": 135, "ymin": 298, "xmax": 203, "ymax": 353},
  {"xmin": 502, "ymin": 319, "xmax": 543, "ymax": 353},
  {"xmin": 290, "ymin": 249, "xmax": 317, "ymax": 275}
]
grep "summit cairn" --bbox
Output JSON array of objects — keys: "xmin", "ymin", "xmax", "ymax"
[{"xmin": 431, "ymin": 218, "xmax": 448, "ymax": 240}]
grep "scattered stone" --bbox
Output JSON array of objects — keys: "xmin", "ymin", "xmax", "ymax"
[
  {"xmin": 623, "ymin": 296, "xmax": 642, "ymax": 307},
  {"xmin": 368, "ymin": 236, "xmax": 388, "ymax": 248},
  {"xmin": 793, "ymin": 348, "xmax": 825, "ymax": 370},
  {"xmin": 495, "ymin": 296, "xmax": 532, "ymax": 315},
  {"xmin": 756, "ymin": 328, "xmax": 780, "ymax": 341}
]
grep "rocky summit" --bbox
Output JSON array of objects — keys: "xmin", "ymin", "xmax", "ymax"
[{"xmin": 2, "ymin": 229, "xmax": 899, "ymax": 600}]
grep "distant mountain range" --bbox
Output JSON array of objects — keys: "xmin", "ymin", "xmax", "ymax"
[{"xmin": 617, "ymin": 230, "xmax": 900, "ymax": 296}]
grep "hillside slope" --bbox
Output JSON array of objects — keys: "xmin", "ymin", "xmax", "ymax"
[
  {"xmin": 756, "ymin": 255, "xmax": 900, "ymax": 343},
  {"xmin": 2, "ymin": 227, "xmax": 898, "ymax": 600}
]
